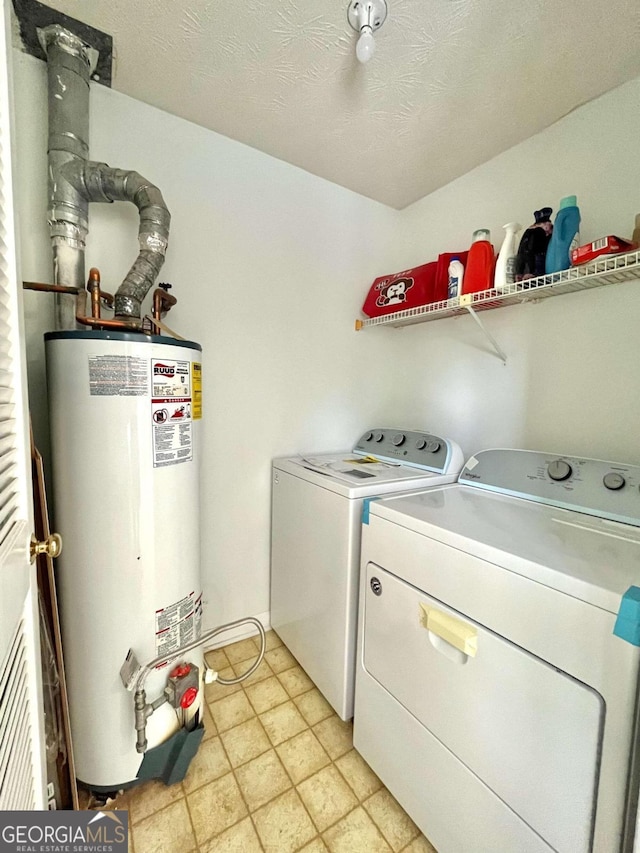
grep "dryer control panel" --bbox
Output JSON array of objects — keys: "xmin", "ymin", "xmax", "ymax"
[
  {"xmin": 459, "ymin": 448, "xmax": 640, "ymax": 527},
  {"xmin": 353, "ymin": 429, "xmax": 460, "ymax": 473}
]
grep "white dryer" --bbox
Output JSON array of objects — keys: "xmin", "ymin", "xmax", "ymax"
[
  {"xmin": 270, "ymin": 428, "xmax": 464, "ymax": 720},
  {"xmin": 354, "ymin": 448, "xmax": 640, "ymax": 853}
]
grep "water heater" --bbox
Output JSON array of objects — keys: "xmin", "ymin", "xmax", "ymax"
[{"xmin": 45, "ymin": 330, "xmax": 203, "ymax": 792}]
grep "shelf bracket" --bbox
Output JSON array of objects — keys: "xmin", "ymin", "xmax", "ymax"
[{"xmin": 464, "ymin": 305, "xmax": 507, "ymax": 364}]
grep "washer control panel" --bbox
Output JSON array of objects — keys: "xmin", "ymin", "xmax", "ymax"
[
  {"xmin": 353, "ymin": 428, "xmax": 451, "ymax": 472},
  {"xmin": 459, "ymin": 448, "xmax": 640, "ymax": 526}
]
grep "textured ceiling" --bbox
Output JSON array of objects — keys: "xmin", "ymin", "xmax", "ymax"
[{"xmin": 15, "ymin": 0, "xmax": 640, "ymax": 208}]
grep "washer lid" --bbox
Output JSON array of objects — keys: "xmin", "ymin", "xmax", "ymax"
[
  {"xmin": 370, "ymin": 485, "xmax": 640, "ymax": 613},
  {"xmin": 273, "ymin": 452, "xmax": 459, "ymax": 499}
]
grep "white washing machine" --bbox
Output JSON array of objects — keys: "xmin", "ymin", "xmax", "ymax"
[
  {"xmin": 270, "ymin": 428, "xmax": 464, "ymax": 720},
  {"xmin": 354, "ymin": 448, "xmax": 640, "ymax": 853}
]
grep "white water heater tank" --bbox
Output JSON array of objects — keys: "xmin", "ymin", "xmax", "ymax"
[{"xmin": 45, "ymin": 331, "xmax": 203, "ymax": 792}]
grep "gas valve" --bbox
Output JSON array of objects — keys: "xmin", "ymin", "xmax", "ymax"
[{"xmin": 165, "ymin": 661, "xmax": 200, "ymax": 709}]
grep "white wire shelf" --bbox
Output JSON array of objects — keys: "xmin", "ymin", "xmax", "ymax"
[{"xmin": 355, "ymin": 249, "xmax": 640, "ymax": 332}]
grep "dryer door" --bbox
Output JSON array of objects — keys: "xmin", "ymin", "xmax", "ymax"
[{"xmin": 363, "ymin": 562, "xmax": 604, "ymax": 853}]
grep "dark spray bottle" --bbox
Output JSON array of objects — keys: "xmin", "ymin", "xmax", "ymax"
[{"xmin": 515, "ymin": 208, "xmax": 553, "ymax": 281}]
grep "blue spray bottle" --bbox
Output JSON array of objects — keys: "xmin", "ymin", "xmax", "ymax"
[{"xmin": 545, "ymin": 196, "xmax": 581, "ymax": 273}]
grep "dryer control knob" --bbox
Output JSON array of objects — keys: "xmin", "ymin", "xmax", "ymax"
[
  {"xmin": 548, "ymin": 460, "xmax": 572, "ymax": 481},
  {"xmin": 374, "ymin": 432, "xmax": 384, "ymax": 442},
  {"xmin": 603, "ymin": 472, "xmax": 625, "ymax": 490},
  {"xmin": 364, "ymin": 432, "xmax": 373, "ymax": 441},
  {"xmin": 416, "ymin": 439, "xmax": 427, "ymax": 450},
  {"xmin": 428, "ymin": 441, "xmax": 441, "ymax": 453},
  {"xmin": 392, "ymin": 433, "xmax": 405, "ymax": 446}
]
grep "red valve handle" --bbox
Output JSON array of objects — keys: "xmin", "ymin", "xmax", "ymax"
[
  {"xmin": 180, "ymin": 686, "xmax": 198, "ymax": 709},
  {"xmin": 169, "ymin": 663, "xmax": 191, "ymax": 679}
]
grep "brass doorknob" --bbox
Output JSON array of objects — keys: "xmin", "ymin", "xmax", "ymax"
[{"xmin": 30, "ymin": 533, "xmax": 63, "ymax": 563}]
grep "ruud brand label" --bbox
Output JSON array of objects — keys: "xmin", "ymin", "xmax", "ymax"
[
  {"xmin": 151, "ymin": 359, "xmax": 190, "ymax": 398},
  {"xmin": 153, "ymin": 362, "xmax": 176, "ymax": 377},
  {"xmin": 0, "ymin": 810, "xmax": 128, "ymax": 852}
]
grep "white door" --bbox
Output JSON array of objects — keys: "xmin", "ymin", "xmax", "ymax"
[{"xmin": 0, "ymin": 0, "xmax": 46, "ymax": 810}]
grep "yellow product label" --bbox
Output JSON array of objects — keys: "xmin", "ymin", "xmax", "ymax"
[{"xmin": 191, "ymin": 362, "xmax": 202, "ymax": 420}]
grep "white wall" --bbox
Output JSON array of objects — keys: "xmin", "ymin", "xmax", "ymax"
[
  {"xmin": 12, "ymin": 51, "xmax": 407, "ymax": 631},
  {"xmin": 387, "ymin": 75, "xmax": 640, "ymax": 465},
  {"xmin": 14, "ymin": 48, "xmax": 640, "ymax": 632}
]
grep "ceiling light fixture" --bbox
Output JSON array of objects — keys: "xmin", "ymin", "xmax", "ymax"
[{"xmin": 347, "ymin": 0, "xmax": 388, "ymax": 64}]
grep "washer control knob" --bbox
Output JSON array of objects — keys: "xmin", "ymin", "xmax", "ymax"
[
  {"xmin": 392, "ymin": 433, "xmax": 405, "ymax": 446},
  {"xmin": 374, "ymin": 432, "xmax": 384, "ymax": 442},
  {"xmin": 416, "ymin": 439, "xmax": 427, "ymax": 450},
  {"xmin": 603, "ymin": 472, "xmax": 625, "ymax": 491},
  {"xmin": 363, "ymin": 432, "xmax": 373, "ymax": 441},
  {"xmin": 548, "ymin": 460, "xmax": 572, "ymax": 481},
  {"xmin": 428, "ymin": 441, "xmax": 441, "ymax": 453}
]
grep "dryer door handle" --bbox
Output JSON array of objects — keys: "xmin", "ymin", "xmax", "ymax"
[{"xmin": 419, "ymin": 604, "xmax": 478, "ymax": 659}]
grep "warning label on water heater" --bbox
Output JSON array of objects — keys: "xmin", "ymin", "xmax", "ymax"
[
  {"xmin": 151, "ymin": 358, "xmax": 192, "ymax": 467},
  {"xmin": 155, "ymin": 590, "xmax": 203, "ymax": 659},
  {"xmin": 191, "ymin": 362, "xmax": 202, "ymax": 420},
  {"xmin": 89, "ymin": 354, "xmax": 148, "ymax": 396}
]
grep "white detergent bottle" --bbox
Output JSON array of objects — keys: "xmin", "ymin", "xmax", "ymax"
[
  {"xmin": 447, "ymin": 256, "xmax": 464, "ymax": 299},
  {"xmin": 494, "ymin": 222, "xmax": 521, "ymax": 291}
]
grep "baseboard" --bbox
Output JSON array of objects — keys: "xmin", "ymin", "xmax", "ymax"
[{"xmin": 202, "ymin": 610, "xmax": 271, "ymax": 651}]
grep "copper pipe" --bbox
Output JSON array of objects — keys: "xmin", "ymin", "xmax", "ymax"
[
  {"xmin": 76, "ymin": 314, "xmax": 142, "ymax": 331},
  {"xmin": 24, "ymin": 276, "xmax": 134, "ymax": 331},
  {"xmin": 89, "ymin": 268, "xmax": 101, "ymax": 319},
  {"xmin": 86, "ymin": 269, "xmax": 114, "ymax": 309},
  {"xmin": 76, "ymin": 267, "xmax": 141, "ymax": 331},
  {"xmin": 152, "ymin": 288, "xmax": 177, "ymax": 323},
  {"xmin": 152, "ymin": 286, "xmax": 177, "ymax": 335},
  {"xmin": 23, "ymin": 281, "xmax": 79, "ymax": 295}
]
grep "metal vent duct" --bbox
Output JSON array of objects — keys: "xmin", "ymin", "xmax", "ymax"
[{"xmin": 43, "ymin": 25, "xmax": 170, "ymax": 327}]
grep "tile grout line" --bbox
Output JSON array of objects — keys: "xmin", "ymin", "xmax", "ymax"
[
  {"xmin": 194, "ymin": 640, "xmax": 312, "ymax": 851},
  {"xmin": 181, "ymin": 778, "xmax": 202, "ymax": 853},
  {"xmin": 233, "ymin": 677, "xmax": 316, "ymax": 847},
  {"xmin": 245, "ymin": 709, "xmax": 288, "ymax": 850},
  {"xmin": 213, "ymin": 647, "xmax": 338, "ymax": 850},
  {"xmin": 307, "ymin": 735, "xmax": 372, "ymax": 846},
  {"xmin": 196, "ymin": 654, "xmax": 267, "ymax": 850},
  {"xmin": 246, "ymin": 674, "xmax": 357, "ymax": 846},
  {"xmin": 267, "ymin": 654, "xmax": 407, "ymax": 849},
  {"xmin": 233, "ymin": 645, "xmax": 371, "ymax": 850},
  {"xmin": 213, "ymin": 716, "xmax": 268, "ymax": 853},
  {"xmin": 347, "ymin": 770, "xmax": 420, "ymax": 851},
  {"xmin": 251, "ymin": 712, "xmax": 321, "ymax": 847},
  {"xmin": 326, "ymin": 746, "xmax": 422, "ymax": 852}
]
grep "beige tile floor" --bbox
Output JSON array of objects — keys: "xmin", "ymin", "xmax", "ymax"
[{"xmin": 86, "ymin": 631, "xmax": 437, "ymax": 853}]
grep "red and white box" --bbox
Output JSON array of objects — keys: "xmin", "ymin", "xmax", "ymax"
[{"xmin": 571, "ymin": 236, "xmax": 638, "ymax": 266}]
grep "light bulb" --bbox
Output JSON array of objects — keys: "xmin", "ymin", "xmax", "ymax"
[{"xmin": 356, "ymin": 26, "xmax": 375, "ymax": 63}]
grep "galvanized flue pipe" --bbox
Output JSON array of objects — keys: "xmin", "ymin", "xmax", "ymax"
[{"xmin": 42, "ymin": 24, "xmax": 171, "ymax": 327}]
